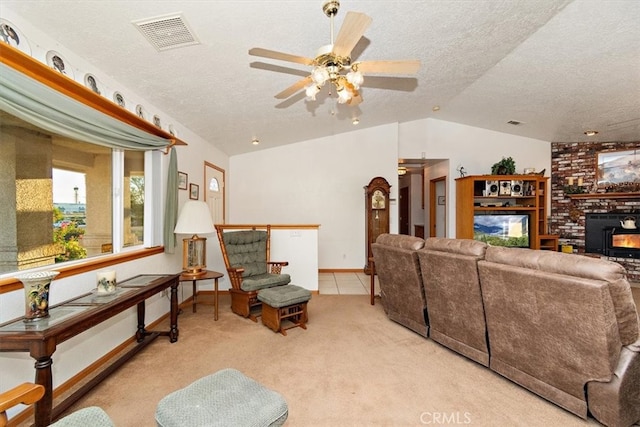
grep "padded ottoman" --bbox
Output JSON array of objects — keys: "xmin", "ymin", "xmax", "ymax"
[
  {"xmin": 258, "ymin": 284, "xmax": 311, "ymax": 335},
  {"xmin": 155, "ymin": 368, "xmax": 288, "ymax": 427}
]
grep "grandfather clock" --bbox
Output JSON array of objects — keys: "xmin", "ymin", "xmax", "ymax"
[{"xmin": 364, "ymin": 176, "xmax": 391, "ymax": 274}]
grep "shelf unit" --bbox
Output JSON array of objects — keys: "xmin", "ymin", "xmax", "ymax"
[{"xmin": 456, "ymin": 175, "xmax": 552, "ymax": 250}]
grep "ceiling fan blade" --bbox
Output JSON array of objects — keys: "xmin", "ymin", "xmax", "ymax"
[
  {"xmin": 275, "ymin": 76, "xmax": 312, "ymax": 99},
  {"xmin": 249, "ymin": 48, "xmax": 314, "ymax": 66},
  {"xmin": 332, "ymin": 12, "xmax": 372, "ymax": 58},
  {"xmin": 354, "ymin": 60, "xmax": 421, "ymax": 75}
]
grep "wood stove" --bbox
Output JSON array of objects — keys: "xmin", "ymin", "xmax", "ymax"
[{"xmin": 586, "ymin": 213, "xmax": 640, "ymax": 259}]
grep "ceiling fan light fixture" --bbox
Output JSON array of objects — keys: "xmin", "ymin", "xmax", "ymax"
[
  {"xmin": 336, "ymin": 85, "xmax": 351, "ymax": 104},
  {"xmin": 346, "ymin": 69, "xmax": 363, "ymax": 89},
  {"xmin": 305, "ymin": 84, "xmax": 321, "ymax": 100},
  {"xmin": 311, "ymin": 67, "xmax": 330, "ymax": 86}
]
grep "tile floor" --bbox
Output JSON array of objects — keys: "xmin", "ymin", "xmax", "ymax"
[{"xmin": 318, "ymin": 272, "xmax": 379, "ymax": 296}]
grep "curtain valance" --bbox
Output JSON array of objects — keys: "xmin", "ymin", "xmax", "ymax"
[{"xmin": 0, "ymin": 62, "xmax": 170, "ymax": 150}]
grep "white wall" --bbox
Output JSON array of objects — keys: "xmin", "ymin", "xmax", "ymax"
[
  {"xmin": 228, "ymin": 123, "xmax": 399, "ymax": 269},
  {"xmin": 399, "ymin": 118, "xmax": 551, "ymax": 236}
]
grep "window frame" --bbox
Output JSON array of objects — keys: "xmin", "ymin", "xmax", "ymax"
[{"xmin": 0, "ymin": 44, "xmax": 182, "ymax": 290}]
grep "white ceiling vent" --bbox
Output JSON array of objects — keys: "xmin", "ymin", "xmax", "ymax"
[{"xmin": 133, "ymin": 13, "xmax": 199, "ymax": 52}]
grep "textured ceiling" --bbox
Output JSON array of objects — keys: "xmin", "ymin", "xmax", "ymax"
[{"xmin": 2, "ymin": 0, "xmax": 639, "ymax": 156}]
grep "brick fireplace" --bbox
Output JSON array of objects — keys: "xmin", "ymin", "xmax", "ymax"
[{"xmin": 550, "ymin": 141, "xmax": 640, "ymax": 282}]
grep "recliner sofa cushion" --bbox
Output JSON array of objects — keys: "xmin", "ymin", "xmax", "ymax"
[
  {"xmin": 484, "ymin": 247, "xmax": 639, "ymax": 345},
  {"xmin": 372, "ymin": 234, "xmax": 428, "ymax": 337},
  {"xmin": 478, "ymin": 246, "xmax": 638, "ymax": 418},
  {"xmin": 419, "ymin": 238, "xmax": 489, "ymax": 366}
]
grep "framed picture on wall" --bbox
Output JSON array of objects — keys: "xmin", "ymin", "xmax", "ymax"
[
  {"xmin": 597, "ymin": 149, "xmax": 640, "ymax": 186},
  {"xmin": 189, "ymin": 183, "xmax": 199, "ymax": 200},
  {"xmin": 178, "ymin": 171, "xmax": 188, "ymax": 190}
]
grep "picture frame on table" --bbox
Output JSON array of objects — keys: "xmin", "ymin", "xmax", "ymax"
[
  {"xmin": 189, "ymin": 183, "xmax": 199, "ymax": 200},
  {"xmin": 178, "ymin": 172, "xmax": 188, "ymax": 190}
]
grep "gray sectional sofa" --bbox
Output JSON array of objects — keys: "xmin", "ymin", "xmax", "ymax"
[{"xmin": 371, "ymin": 234, "xmax": 640, "ymax": 427}]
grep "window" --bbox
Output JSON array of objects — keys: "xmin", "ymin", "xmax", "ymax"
[{"xmin": 0, "ymin": 112, "xmax": 157, "ymax": 275}]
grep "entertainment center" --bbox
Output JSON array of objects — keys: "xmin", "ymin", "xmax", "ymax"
[{"xmin": 456, "ymin": 175, "xmax": 556, "ymax": 250}]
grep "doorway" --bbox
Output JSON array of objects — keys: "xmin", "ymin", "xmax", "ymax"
[
  {"xmin": 399, "ymin": 186, "xmax": 410, "ymax": 235},
  {"xmin": 429, "ymin": 176, "xmax": 446, "ymax": 237},
  {"xmin": 204, "ymin": 161, "xmax": 225, "ymax": 225}
]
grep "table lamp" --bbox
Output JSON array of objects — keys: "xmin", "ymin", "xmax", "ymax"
[{"xmin": 174, "ymin": 200, "xmax": 215, "ymax": 277}]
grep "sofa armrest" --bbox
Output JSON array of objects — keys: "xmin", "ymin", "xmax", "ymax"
[{"xmin": 587, "ymin": 338, "xmax": 640, "ymax": 427}]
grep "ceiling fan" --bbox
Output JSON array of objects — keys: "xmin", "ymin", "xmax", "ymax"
[{"xmin": 249, "ymin": 0, "xmax": 420, "ymax": 106}]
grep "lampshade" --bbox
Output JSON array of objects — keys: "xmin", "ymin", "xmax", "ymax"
[
  {"xmin": 174, "ymin": 201, "xmax": 215, "ymax": 277},
  {"xmin": 174, "ymin": 201, "xmax": 215, "ymax": 235}
]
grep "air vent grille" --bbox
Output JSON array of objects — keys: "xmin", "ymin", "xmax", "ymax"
[{"xmin": 133, "ymin": 14, "xmax": 199, "ymax": 51}]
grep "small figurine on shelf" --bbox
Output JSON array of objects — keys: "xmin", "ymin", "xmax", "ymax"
[{"xmin": 456, "ymin": 165, "xmax": 467, "ymax": 177}]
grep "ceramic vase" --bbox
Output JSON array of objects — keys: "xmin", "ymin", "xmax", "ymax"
[{"xmin": 15, "ymin": 271, "xmax": 60, "ymax": 322}]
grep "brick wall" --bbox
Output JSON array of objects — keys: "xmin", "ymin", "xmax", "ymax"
[{"xmin": 550, "ymin": 141, "xmax": 640, "ymax": 282}]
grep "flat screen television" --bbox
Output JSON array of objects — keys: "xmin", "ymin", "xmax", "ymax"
[{"xmin": 473, "ymin": 213, "xmax": 530, "ymax": 248}]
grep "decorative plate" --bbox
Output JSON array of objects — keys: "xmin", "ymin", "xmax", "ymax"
[
  {"xmin": 0, "ymin": 19, "xmax": 31, "ymax": 55},
  {"xmin": 46, "ymin": 50, "xmax": 74, "ymax": 78},
  {"xmin": 113, "ymin": 92, "xmax": 126, "ymax": 108},
  {"xmin": 135, "ymin": 104, "xmax": 146, "ymax": 120},
  {"xmin": 153, "ymin": 115, "xmax": 162, "ymax": 129},
  {"xmin": 84, "ymin": 73, "xmax": 102, "ymax": 95}
]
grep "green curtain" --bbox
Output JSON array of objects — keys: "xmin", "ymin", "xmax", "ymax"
[
  {"xmin": 0, "ymin": 62, "xmax": 169, "ymax": 150},
  {"xmin": 164, "ymin": 147, "xmax": 178, "ymax": 253}
]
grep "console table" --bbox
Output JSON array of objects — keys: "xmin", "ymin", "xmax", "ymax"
[{"xmin": 0, "ymin": 273, "xmax": 180, "ymax": 427}]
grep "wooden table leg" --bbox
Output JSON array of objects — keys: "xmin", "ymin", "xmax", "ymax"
[
  {"xmin": 33, "ymin": 356, "xmax": 53, "ymax": 427},
  {"xmin": 136, "ymin": 301, "xmax": 146, "ymax": 342},
  {"xmin": 169, "ymin": 283, "xmax": 179, "ymax": 342},
  {"xmin": 214, "ymin": 277, "xmax": 219, "ymax": 321},
  {"xmin": 192, "ymin": 279, "xmax": 197, "ymax": 313}
]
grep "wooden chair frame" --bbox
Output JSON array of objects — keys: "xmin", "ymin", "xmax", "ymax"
[
  {"xmin": 0, "ymin": 383, "xmax": 44, "ymax": 427},
  {"xmin": 215, "ymin": 224, "xmax": 289, "ymax": 321}
]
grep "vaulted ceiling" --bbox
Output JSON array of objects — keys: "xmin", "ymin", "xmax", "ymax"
[{"xmin": 3, "ymin": 0, "xmax": 639, "ymax": 156}]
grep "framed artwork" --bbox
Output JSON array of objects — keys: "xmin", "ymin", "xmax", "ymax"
[
  {"xmin": 597, "ymin": 149, "xmax": 640, "ymax": 186},
  {"xmin": 189, "ymin": 183, "xmax": 199, "ymax": 200},
  {"xmin": 178, "ymin": 171, "xmax": 188, "ymax": 190}
]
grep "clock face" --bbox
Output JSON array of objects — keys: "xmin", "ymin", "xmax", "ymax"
[{"xmin": 372, "ymin": 190, "xmax": 386, "ymax": 209}]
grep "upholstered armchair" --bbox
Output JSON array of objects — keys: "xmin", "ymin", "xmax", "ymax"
[{"xmin": 215, "ymin": 225, "xmax": 291, "ymax": 320}]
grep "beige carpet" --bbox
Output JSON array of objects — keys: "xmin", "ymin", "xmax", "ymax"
[{"xmin": 43, "ymin": 291, "xmax": 640, "ymax": 427}]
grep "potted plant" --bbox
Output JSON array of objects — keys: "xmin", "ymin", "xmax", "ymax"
[{"xmin": 491, "ymin": 157, "xmax": 516, "ymax": 175}]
